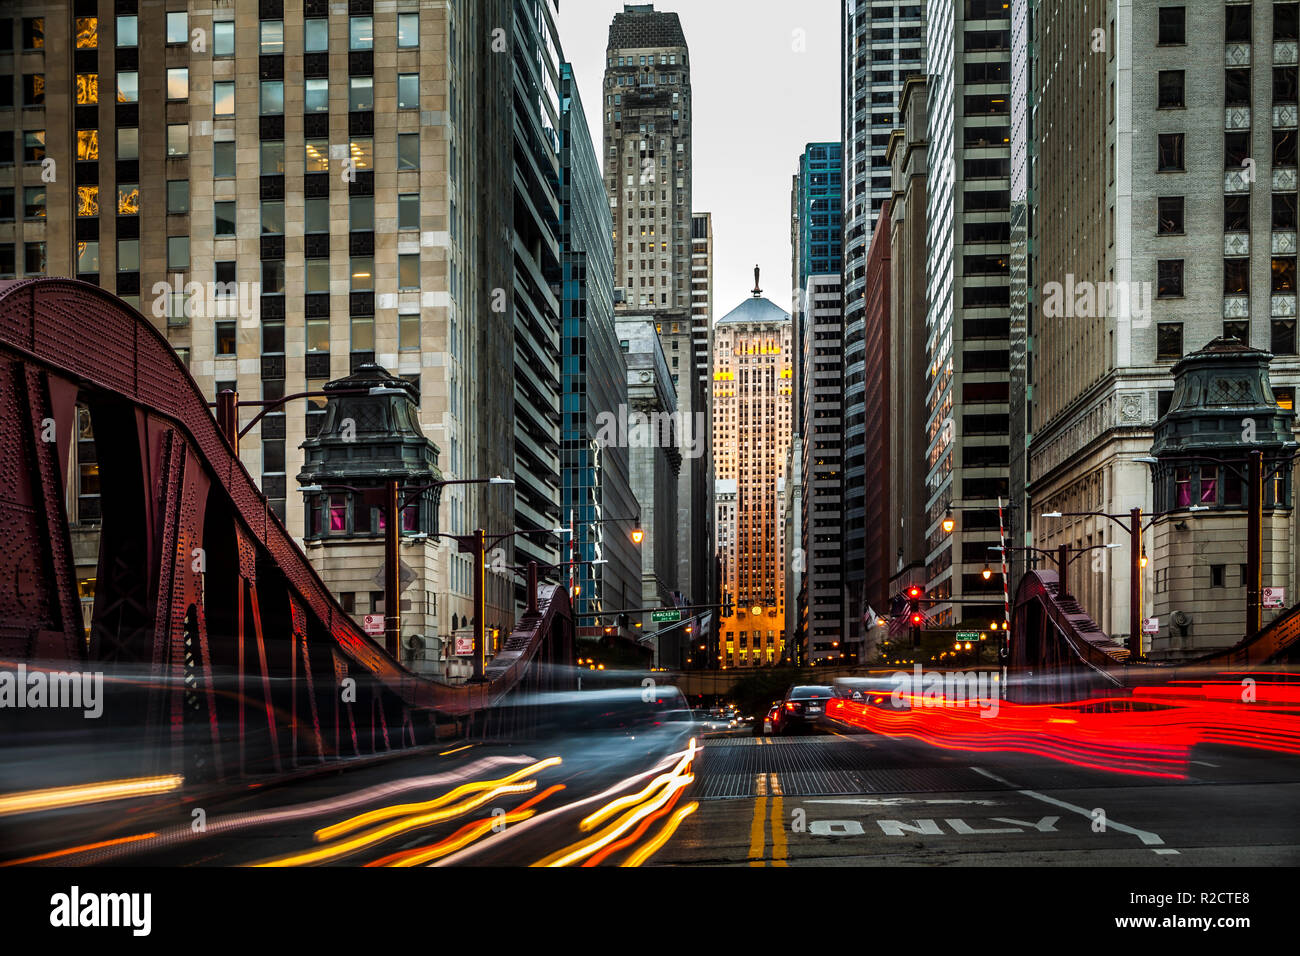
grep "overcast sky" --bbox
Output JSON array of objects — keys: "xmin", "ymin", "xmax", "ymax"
[{"xmin": 558, "ymin": 0, "xmax": 841, "ymax": 318}]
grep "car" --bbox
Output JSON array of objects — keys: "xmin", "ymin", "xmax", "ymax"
[
  {"xmin": 758, "ymin": 704, "xmax": 780, "ymax": 736},
  {"xmin": 772, "ymin": 685, "xmax": 836, "ymax": 736}
]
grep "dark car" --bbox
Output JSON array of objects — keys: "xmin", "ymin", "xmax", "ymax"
[{"xmin": 772, "ymin": 685, "xmax": 836, "ymax": 736}]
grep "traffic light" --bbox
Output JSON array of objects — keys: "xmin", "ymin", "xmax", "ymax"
[
  {"xmin": 722, "ymin": 592, "xmax": 734, "ymax": 617},
  {"xmin": 905, "ymin": 585, "xmax": 925, "ymax": 648}
]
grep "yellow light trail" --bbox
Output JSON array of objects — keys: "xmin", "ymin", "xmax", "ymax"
[
  {"xmin": 253, "ymin": 779, "xmax": 539, "ymax": 867},
  {"xmin": 623, "ymin": 802, "xmax": 698, "ymax": 867},
  {"xmin": 0, "ymin": 775, "xmax": 183, "ymax": 818},
  {"xmin": 313, "ymin": 757, "xmax": 560, "ymax": 842}
]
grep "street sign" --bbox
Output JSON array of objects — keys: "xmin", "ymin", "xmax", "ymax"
[
  {"xmin": 1143, "ymin": 617, "xmax": 1160, "ymax": 634},
  {"xmin": 956, "ymin": 631, "xmax": 980, "ymax": 641},
  {"xmin": 651, "ymin": 610, "xmax": 682, "ymax": 623},
  {"xmin": 454, "ymin": 632, "xmax": 474, "ymax": 656},
  {"xmin": 1264, "ymin": 587, "xmax": 1286, "ymax": 609},
  {"xmin": 363, "ymin": 614, "xmax": 384, "ymax": 637}
]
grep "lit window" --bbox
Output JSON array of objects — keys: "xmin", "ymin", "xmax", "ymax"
[
  {"xmin": 76, "ymin": 129, "xmax": 98, "ymax": 161},
  {"xmin": 117, "ymin": 183, "xmax": 139, "ymax": 216},
  {"xmin": 75, "ymin": 73, "xmax": 97, "ymax": 105},
  {"xmin": 307, "ymin": 319, "xmax": 330, "ymax": 353},
  {"xmin": 350, "ymin": 257, "xmax": 374, "ymax": 291},
  {"xmin": 75, "ymin": 17, "xmax": 97, "ymax": 49},
  {"xmin": 305, "ymin": 140, "xmax": 329, "ymax": 172},
  {"xmin": 76, "ymin": 185, "xmax": 98, "ymax": 217},
  {"xmin": 350, "ymin": 138, "xmax": 373, "ymax": 170},
  {"xmin": 216, "ymin": 321, "xmax": 236, "ymax": 356},
  {"xmin": 23, "ymin": 18, "xmax": 44, "ymax": 49}
]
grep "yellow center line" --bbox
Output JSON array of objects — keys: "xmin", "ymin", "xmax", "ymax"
[
  {"xmin": 770, "ymin": 794, "xmax": 787, "ymax": 866},
  {"xmin": 748, "ymin": 794, "xmax": 768, "ymax": 866}
]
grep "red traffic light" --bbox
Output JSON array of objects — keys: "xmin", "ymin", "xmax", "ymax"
[
  {"xmin": 907, "ymin": 586, "xmax": 922, "ymax": 600},
  {"xmin": 910, "ymin": 613, "xmax": 924, "ymax": 626}
]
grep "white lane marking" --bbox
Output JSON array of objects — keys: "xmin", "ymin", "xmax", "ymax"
[{"xmin": 971, "ymin": 766, "xmax": 1178, "ymax": 855}]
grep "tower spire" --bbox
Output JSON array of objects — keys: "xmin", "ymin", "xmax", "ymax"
[{"xmin": 752, "ymin": 265, "xmax": 762, "ymax": 297}]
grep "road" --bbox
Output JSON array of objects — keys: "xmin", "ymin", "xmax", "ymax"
[
  {"xmin": 659, "ymin": 724, "xmax": 1300, "ymax": 866},
  {"xmin": 3, "ymin": 721, "xmax": 1298, "ymax": 867}
]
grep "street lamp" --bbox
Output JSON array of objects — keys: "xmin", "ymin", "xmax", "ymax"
[{"xmin": 942, "ymin": 509, "xmax": 956, "ymax": 534}]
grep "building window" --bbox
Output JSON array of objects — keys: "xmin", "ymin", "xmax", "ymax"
[
  {"xmin": 167, "ymin": 180, "xmax": 189, "ymax": 214},
  {"xmin": 1225, "ymin": 194, "xmax": 1250, "ymax": 231},
  {"xmin": 1224, "ymin": 257, "xmax": 1250, "ymax": 294},
  {"xmin": 398, "ymin": 133, "xmax": 419, "ymax": 170},
  {"xmin": 1156, "ymin": 322, "xmax": 1184, "ymax": 361},
  {"xmin": 1273, "ymin": 256, "xmax": 1297, "ymax": 292},
  {"xmin": 116, "ymin": 15, "xmax": 137, "ymax": 47},
  {"xmin": 398, "ymin": 74, "xmax": 419, "ymax": 110},
  {"xmin": 214, "ymin": 82, "xmax": 235, "ymax": 116},
  {"xmin": 398, "ymin": 193, "xmax": 419, "ymax": 230},
  {"xmin": 215, "ymin": 321, "xmax": 236, "ymax": 357},
  {"xmin": 350, "ymin": 195, "xmax": 374, "ymax": 232},
  {"xmin": 260, "ymin": 81, "xmax": 284, "ymax": 115},
  {"xmin": 1157, "ymin": 71, "xmax": 1184, "ymax": 109},
  {"xmin": 116, "ymin": 239, "xmax": 139, "ymax": 273},
  {"xmin": 167, "ymin": 237, "xmax": 189, "ymax": 270},
  {"xmin": 349, "ymin": 16, "xmax": 373, "ymax": 50},
  {"xmin": 351, "ymin": 316, "xmax": 375, "ymax": 353},
  {"xmin": 214, "ymin": 201, "xmax": 236, "ymax": 237},
  {"xmin": 167, "ymin": 68, "xmax": 188, "ymax": 101},
  {"xmin": 1226, "ymin": 3, "xmax": 1252, "ymax": 42},
  {"xmin": 1157, "ymin": 259, "xmax": 1184, "ymax": 298},
  {"xmin": 305, "ymin": 140, "xmax": 329, "ymax": 172},
  {"xmin": 305, "ymin": 18, "xmax": 328, "ymax": 52},
  {"xmin": 165, "ymin": 11, "xmax": 188, "ymax": 45},
  {"xmin": 76, "ymin": 129, "xmax": 98, "ymax": 161},
  {"xmin": 76, "ymin": 241, "xmax": 99, "ymax": 274},
  {"xmin": 399, "ymin": 312, "xmax": 420, "ymax": 351},
  {"xmin": 350, "ymin": 138, "xmax": 373, "ymax": 170},
  {"xmin": 1157, "ymin": 133, "xmax": 1184, "ymax": 171},
  {"xmin": 1272, "ymin": 319, "xmax": 1297, "ymax": 354},
  {"xmin": 306, "ymin": 259, "xmax": 331, "ymax": 294},
  {"xmin": 167, "ymin": 124, "xmax": 189, "ymax": 157},
  {"xmin": 398, "ymin": 254, "xmax": 420, "ymax": 290},
  {"xmin": 22, "ymin": 17, "xmax": 43, "ymax": 49},
  {"xmin": 398, "ymin": 14, "xmax": 419, "ymax": 47},
  {"xmin": 213, "ymin": 20, "xmax": 234, "ymax": 57},
  {"xmin": 76, "ymin": 185, "xmax": 98, "ymax": 217},
  {"xmin": 24, "ymin": 242, "xmax": 45, "ymax": 274},
  {"xmin": 349, "ymin": 77, "xmax": 373, "ymax": 112},
  {"xmin": 305, "ymin": 197, "xmax": 329, "ymax": 234},
  {"xmin": 261, "ymin": 200, "xmax": 284, "ymax": 236},
  {"xmin": 350, "ymin": 257, "xmax": 374, "ymax": 291},
  {"xmin": 23, "ymin": 186, "xmax": 44, "ymax": 220},
  {"xmin": 261, "ymin": 141, "xmax": 286, "ymax": 175},
  {"xmin": 263, "ymin": 260, "xmax": 285, "ymax": 295},
  {"xmin": 116, "ymin": 71, "xmax": 138, "ymax": 103},
  {"xmin": 214, "ymin": 141, "xmax": 235, "ymax": 179},
  {"xmin": 260, "ymin": 20, "xmax": 283, "ymax": 55},
  {"xmin": 1226, "ymin": 68, "xmax": 1251, "ymax": 107},
  {"xmin": 117, "ymin": 183, "xmax": 138, "ymax": 216},
  {"xmin": 24, "ymin": 131, "xmax": 45, "ymax": 164},
  {"xmin": 304, "ymin": 78, "xmax": 328, "ymax": 113},
  {"xmin": 1158, "ymin": 6, "xmax": 1185, "ymax": 45}
]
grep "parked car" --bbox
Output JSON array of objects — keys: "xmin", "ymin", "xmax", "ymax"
[{"xmin": 772, "ymin": 685, "xmax": 836, "ymax": 736}]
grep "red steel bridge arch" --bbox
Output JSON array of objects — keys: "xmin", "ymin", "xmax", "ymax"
[{"xmin": 0, "ymin": 277, "xmax": 575, "ymax": 782}]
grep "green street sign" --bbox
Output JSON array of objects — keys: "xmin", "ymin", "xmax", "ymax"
[
  {"xmin": 651, "ymin": 610, "xmax": 683, "ymax": 623},
  {"xmin": 956, "ymin": 631, "xmax": 981, "ymax": 641}
]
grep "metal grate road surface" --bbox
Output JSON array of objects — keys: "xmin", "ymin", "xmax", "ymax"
[{"xmin": 692, "ymin": 736, "xmax": 984, "ymax": 800}]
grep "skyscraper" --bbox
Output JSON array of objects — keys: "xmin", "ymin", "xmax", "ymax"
[
  {"xmin": 603, "ymin": 4, "xmax": 706, "ymax": 610},
  {"xmin": 842, "ymin": 0, "xmax": 927, "ymax": 645},
  {"xmin": 712, "ymin": 278, "xmax": 794, "ymax": 668},
  {"xmin": 560, "ymin": 61, "xmax": 640, "ymax": 642},
  {"xmin": 1012, "ymin": 0, "xmax": 1300, "ymax": 648},
  {"xmin": 923, "ymin": 0, "xmax": 1013, "ymax": 631},
  {"xmin": 792, "ymin": 143, "xmax": 846, "ymax": 663},
  {"xmin": 0, "ymin": 2, "xmax": 522, "ymax": 642}
]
